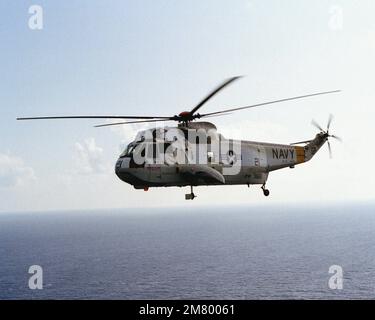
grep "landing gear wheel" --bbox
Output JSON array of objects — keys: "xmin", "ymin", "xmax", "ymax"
[
  {"xmin": 185, "ymin": 186, "xmax": 197, "ymax": 200},
  {"xmin": 185, "ymin": 193, "xmax": 196, "ymax": 200},
  {"xmin": 261, "ymin": 184, "xmax": 270, "ymax": 197}
]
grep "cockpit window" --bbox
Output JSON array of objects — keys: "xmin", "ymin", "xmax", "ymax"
[
  {"xmin": 120, "ymin": 141, "xmax": 172, "ymax": 160},
  {"xmin": 127, "ymin": 145, "xmax": 136, "ymax": 155},
  {"xmin": 120, "ymin": 143, "xmax": 136, "ymax": 158}
]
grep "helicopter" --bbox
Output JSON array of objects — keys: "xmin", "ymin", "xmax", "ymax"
[{"xmin": 17, "ymin": 76, "xmax": 341, "ymax": 200}]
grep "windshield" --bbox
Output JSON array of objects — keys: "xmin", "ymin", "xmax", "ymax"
[
  {"xmin": 120, "ymin": 141, "xmax": 174, "ymax": 160},
  {"xmin": 120, "ymin": 143, "xmax": 136, "ymax": 158}
]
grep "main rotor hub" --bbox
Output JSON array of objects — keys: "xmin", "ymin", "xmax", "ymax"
[
  {"xmin": 178, "ymin": 111, "xmax": 190, "ymax": 117},
  {"xmin": 177, "ymin": 111, "xmax": 196, "ymax": 122}
]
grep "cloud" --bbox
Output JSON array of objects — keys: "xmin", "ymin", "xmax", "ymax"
[
  {"xmin": 245, "ymin": 0, "xmax": 254, "ymax": 10},
  {"xmin": 0, "ymin": 153, "xmax": 36, "ymax": 188},
  {"xmin": 73, "ymin": 138, "xmax": 111, "ymax": 175}
]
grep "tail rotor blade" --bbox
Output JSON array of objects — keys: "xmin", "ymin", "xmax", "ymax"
[
  {"xmin": 328, "ymin": 141, "xmax": 333, "ymax": 159},
  {"xmin": 327, "ymin": 114, "xmax": 334, "ymax": 131},
  {"xmin": 330, "ymin": 135, "xmax": 342, "ymax": 142},
  {"xmin": 311, "ymin": 119, "xmax": 324, "ymax": 132}
]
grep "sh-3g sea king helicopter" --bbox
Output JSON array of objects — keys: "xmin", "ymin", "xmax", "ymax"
[{"xmin": 17, "ymin": 76, "xmax": 341, "ymax": 200}]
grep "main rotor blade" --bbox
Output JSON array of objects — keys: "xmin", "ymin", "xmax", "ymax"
[
  {"xmin": 290, "ymin": 140, "xmax": 312, "ymax": 145},
  {"xmin": 327, "ymin": 113, "xmax": 334, "ymax": 131},
  {"xmin": 96, "ymin": 112, "xmax": 234, "ymax": 127},
  {"xmin": 200, "ymin": 112, "xmax": 233, "ymax": 119},
  {"xmin": 94, "ymin": 119, "xmax": 173, "ymax": 128},
  {"xmin": 311, "ymin": 119, "xmax": 324, "ymax": 132},
  {"xmin": 17, "ymin": 115, "xmax": 171, "ymax": 121},
  {"xmin": 189, "ymin": 76, "xmax": 242, "ymax": 116},
  {"xmin": 200, "ymin": 90, "xmax": 341, "ymax": 118}
]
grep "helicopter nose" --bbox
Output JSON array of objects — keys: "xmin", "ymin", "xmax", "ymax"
[
  {"xmin": 115, "ymin": 159, "xmax": 122, "ymax": 173},
  {"xmin": 115, "ymin": 157, "xmax": 134, "ymax": 183},
  {"xmin": 115, "ymin": 157, "xmax": 130, "ymax": 173}
]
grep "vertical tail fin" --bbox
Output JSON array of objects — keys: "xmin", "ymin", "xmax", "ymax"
[
  {"xmin": 304, "ymin": 133, "xmax": 329, "ymax": 162},
  {"xmin": 293, "ymin": 115, "xmax": 341, "ymax": 163}
]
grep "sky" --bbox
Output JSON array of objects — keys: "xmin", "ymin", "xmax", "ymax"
[{"xmin": 1, "ymin": 0, "xmax": 375, "ymax": 212}]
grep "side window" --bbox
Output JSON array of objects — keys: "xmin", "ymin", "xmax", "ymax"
[
  {"xmin": 207, "ymin": 151, "xmax": 214, "ymax": 163},
  {"xmin": 163, "ymin": 143, "xmax": 172, "ymax": 157},
  {"xmin": 152, "ymin": 143, "xmax": 157, "ymax": 159}
]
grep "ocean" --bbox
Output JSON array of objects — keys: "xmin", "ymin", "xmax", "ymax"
[{"xmin": 1, "ymin": 204, "xmax": 375, "ymax": 299}]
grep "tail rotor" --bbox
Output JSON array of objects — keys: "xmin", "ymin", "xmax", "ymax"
[{"xmin": 311, "ymin": 114, "xmax": 342, "ymax": 158}]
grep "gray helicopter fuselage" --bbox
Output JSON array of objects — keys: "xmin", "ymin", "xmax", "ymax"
[{"xmin": 115, "ymin": 122, "xmax": 328, "ymax": 190}]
